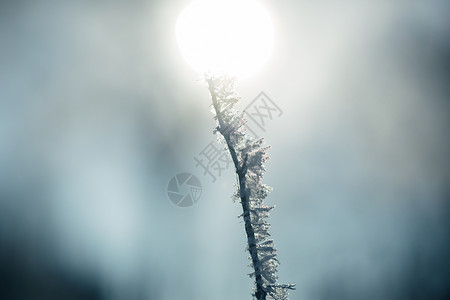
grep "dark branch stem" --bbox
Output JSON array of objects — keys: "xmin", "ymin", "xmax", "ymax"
[{"xmin": 207, "ymin": 78, "xmax": 267, "ymax": 300}]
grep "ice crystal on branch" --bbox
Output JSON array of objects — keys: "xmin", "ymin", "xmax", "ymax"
[{"xmin": 205, "ymin": 75, "xmax": 295, "ymax": 300}]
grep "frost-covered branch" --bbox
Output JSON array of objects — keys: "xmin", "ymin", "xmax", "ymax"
[{"xmin": 205, "ymin": 75, "xmax": 295, "ymax": 300}]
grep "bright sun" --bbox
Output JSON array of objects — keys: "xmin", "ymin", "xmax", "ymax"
[{"xmin": 176, "ymin": 0, "xmax": 274, "ymax": 79}]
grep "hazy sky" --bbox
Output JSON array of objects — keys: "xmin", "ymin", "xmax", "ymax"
[{"xmin": 0, "ymin": 1, "xmax": 449, "ymax": 299}]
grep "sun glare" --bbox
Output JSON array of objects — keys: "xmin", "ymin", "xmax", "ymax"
[{"xmin": 176, "ymin": 0, "xmax": 274, "ymax": 79}]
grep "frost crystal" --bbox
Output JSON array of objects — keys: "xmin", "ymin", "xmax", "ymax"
[{"xmin": 205, "ymin": 75, "xmax": 295, "ymax": 300}]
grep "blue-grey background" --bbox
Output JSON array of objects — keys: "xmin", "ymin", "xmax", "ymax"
[{"xmin": 0, "ymin": 0, "xmax": 449, "ymax": 299}]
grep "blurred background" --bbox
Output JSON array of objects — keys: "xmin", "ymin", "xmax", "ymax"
[{"xmin": 0, "ymin": 0, "xmax": 449, "ymax": 299}]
